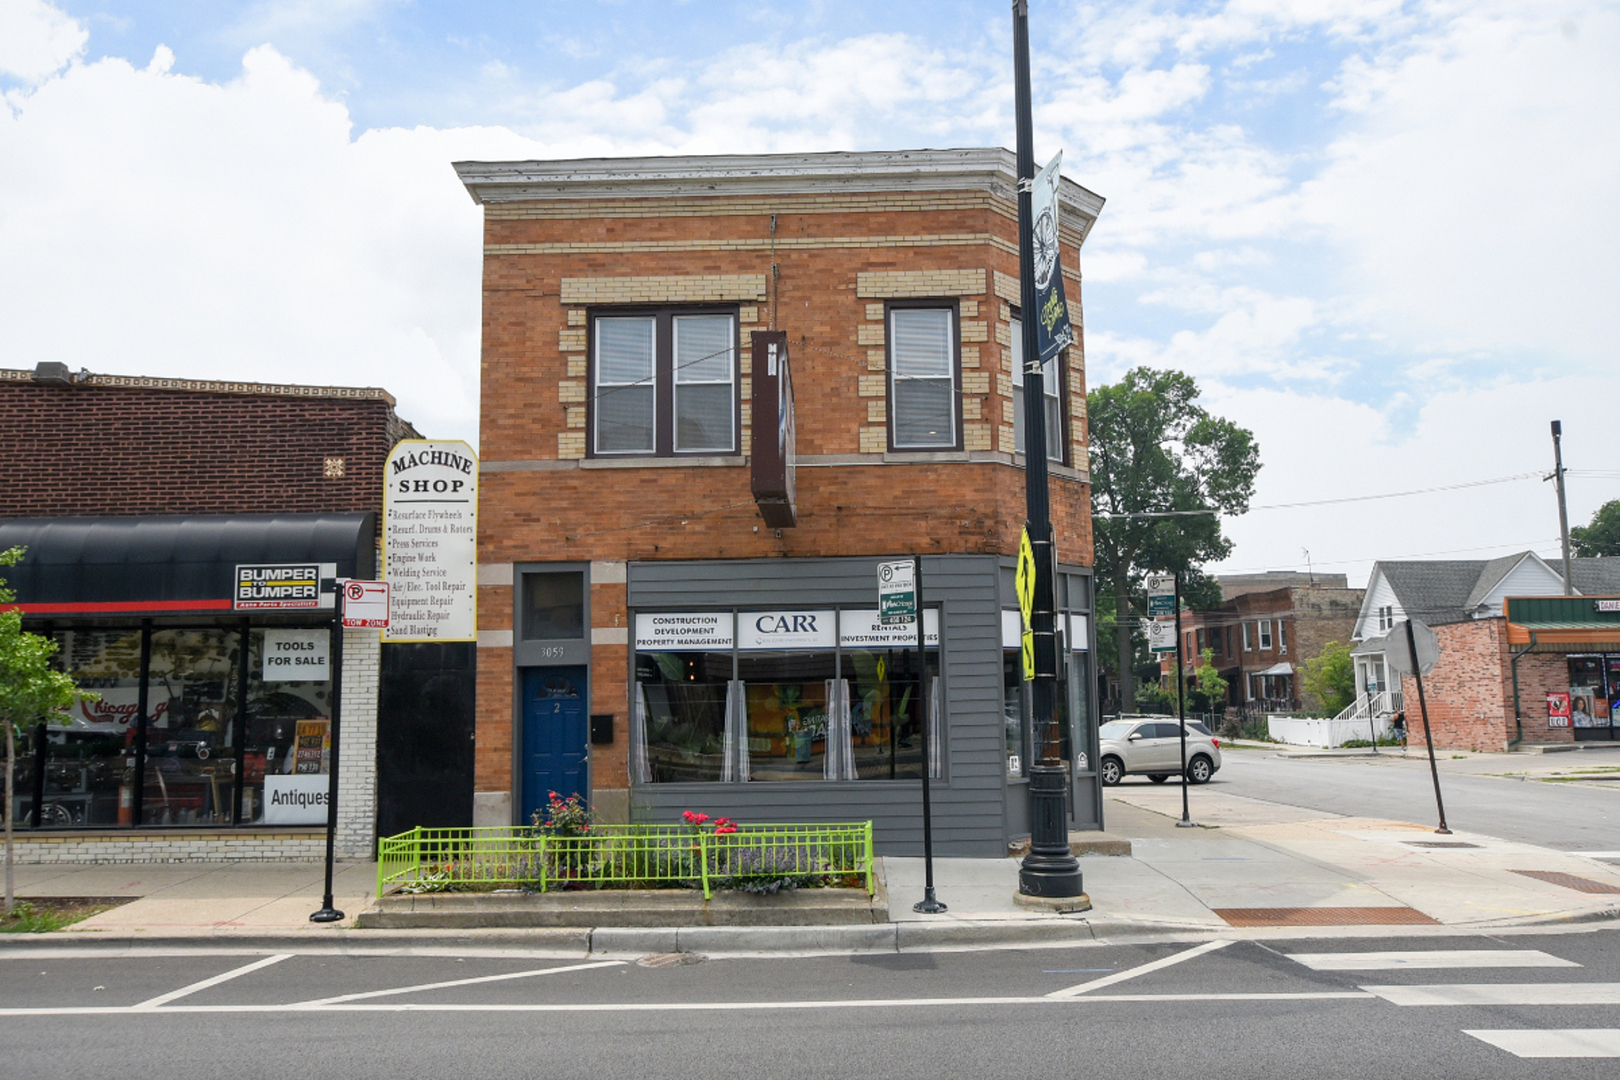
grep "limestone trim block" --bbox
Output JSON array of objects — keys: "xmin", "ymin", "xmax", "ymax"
[
  {"xmin": 859, "ymin": 426, "xmax": 888, "ymax": 453},
  {"xmin": 857, "ymin": 324, "xmax": 886, "ymax": 346},
  {"xmin": 961, "ymin": 345, "xmax": 980, "ymax": 369},
  {"xmin": 960, "ymin": 320, "xmax": 988, "ymax": 343},
  {"xmin": 994, "ymin": 270, "xmax": 1019, "ymax": 303},
  {"xmin": 559, "ymin": 328, "xmax": 586, "ymax": 352},
  {"xmin": 964, "ymin": 422, "xmax": 993, "ymax": 451},
  {"xmin": 559, "ymin": 431, "xmax": 586, "ymax": 459},
  {"xmin": 857, "ymin": 374, "xmax": 887, "ymax": 397},
  {"xmin": 739, "ymin": 306, "xmax": 759, "ymax": 323},
  {"xmin": 856, "ymin": 269, "xmax": 987, "ymax": 299},
  {"xmin": 865, "ymin": 303, "xmax": 885, "ymax": 321},
  {"xmin": 962, "ymin": 371, "xmax": 991, "ymax": 396},
  {"xmin": 558, "ymin": 380, "xmax": 585, "ymax": 404},
  {"xmin": 960, "ymin": 299, "xmax": 979, "ymax": 319},
  {"xmin": 867, "ymin": 400, "xmax": 888, "ymax": 423},
  {"xmin": 567, "ymin": 357, "xmax": 587, "ymax": 377},
  {"xmin": 566, "ymin": 309, "xmax": 587, "ymax": 327},
  {"xmin": 560, "ymin": 275, "xmax": 767, "ymax": 306},
  {"xmin": 566, "ymin": 406, "xmax": 585, "ymax": 429}
]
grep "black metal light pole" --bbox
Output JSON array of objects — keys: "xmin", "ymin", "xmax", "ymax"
[
  {"xmin": 1404, "ymin": 618, "xmax": 1450, "ymax": 835},
  {"xmin": 310, "ymin": 616, "xmax": 345, "ymax": 923},
  {"xmin": 1014, "ymin": 0, "xmax": 1083, "ymax": 898}
]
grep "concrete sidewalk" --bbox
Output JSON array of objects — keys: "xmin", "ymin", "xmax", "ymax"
[{"xmin": 4, "ymin": 791, "xmax": 1618, "ymax": 950}]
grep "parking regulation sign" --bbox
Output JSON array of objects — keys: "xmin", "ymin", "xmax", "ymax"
[
  {"xmin": 1146, "ymin": 573, "xmax": 1177, "ymax": 618},
  {"xmin": 341, "ymin": 580, "xmax": 390, "ymax": 629},
  {"xmin": 877, "ymin": 560, "xmax": 916, "ymax": 625}
]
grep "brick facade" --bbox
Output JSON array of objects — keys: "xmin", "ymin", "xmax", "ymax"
[
  {"xmin": 0, "ymin": 369, "xmax": 414, "ymax": 526},
  {"xmin": 1397, "ymin": 620, "xmax": 1578, "ymax": 752},
  {"xmin": 465, "ymin": 151, "xmax": 1102, "ymax": 816}
]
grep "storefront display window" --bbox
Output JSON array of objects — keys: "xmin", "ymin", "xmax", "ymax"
[
  {"xmin": 20, "ymin": 623, "xmax": 338, "ymax": 830},
  {"xmin": 639, "ymin": 651, "xmax": 731, "ymax": 782},
  {"xmin": 740, "ymin": 651, "xmax": 837, "ymax": 780},
  {"xmin": 1567, "ymin": 655, "xmax": 1613, "ymax": 736},
  {"xmin": 632, "ymin": 608, "xmax": 941, "ymax": 784},
  {"xmin": 1003, "ymin": 650, "xmax": 1026, "ymax": 778},
  {"xmin": 40, "ymin": 630, "xmax": 143, "ymax": 828}
]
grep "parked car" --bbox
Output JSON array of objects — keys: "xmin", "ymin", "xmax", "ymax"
[{"xmin": 1096, "ymin": 716, "xmax": 1222, "ymax": 786}]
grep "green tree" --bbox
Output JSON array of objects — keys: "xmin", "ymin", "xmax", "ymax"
[
  {"xmin": 1, "ymin": 547, "xmax": 96, "ymax": 914},
  {"xmin": 1089, "ymin": 368, "xmax": 1260, "ymax": 711},
  {"xmin": 1299, "ymin": 640, "xmax": 1356, "ymax": 717},
  {"xmin": 1571, "ymin": 499, "xmax": 1620, "ymax": 558}
]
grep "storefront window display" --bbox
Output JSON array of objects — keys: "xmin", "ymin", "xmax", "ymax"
[
  {"xmin": 17, "ymin": 623, "xmax": 336, "ymax": 830},
  {"xmin": 633, "ymin": 608, "xmax": 939, "ymax": 784},
  {"xmin": 1567, "ymin": 655, "xmax": 1614, "ymax": 740}
]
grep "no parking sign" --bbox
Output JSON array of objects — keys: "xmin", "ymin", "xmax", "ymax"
[{"xmin": 341, "ymin": 579, "xmax": 390, "ymax": 628}]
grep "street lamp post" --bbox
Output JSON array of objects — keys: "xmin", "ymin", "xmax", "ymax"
[{"xmin": 1014, "ymin": 0, "xmax": 1083, "ymax": 898}]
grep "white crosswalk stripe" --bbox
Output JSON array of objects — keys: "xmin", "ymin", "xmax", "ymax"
[
  {"xmin": 1364, "ymin": 983, "xmax": 1620, "ymax": 1006},
  {"xmin": 1287, "ymin": 950, "xmax": 1578, "ymax": 971},
  {"xmin": 1465, "ymin": 1030, "xmax": 1620, "ymax": 1058}
]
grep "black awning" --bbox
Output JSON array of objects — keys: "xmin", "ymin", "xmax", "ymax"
[{"xmin": 1, "ymin": 513, "xmax": 375, "ymax": 617}]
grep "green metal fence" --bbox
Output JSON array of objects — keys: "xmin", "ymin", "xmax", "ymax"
[{"xmin": 377, "ymin": 821, "xmax": 875, "ymax": 900}]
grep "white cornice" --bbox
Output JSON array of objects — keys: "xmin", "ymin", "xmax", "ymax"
[{"xmin": 452, "ymin": 147, "xmax": 1105, "ymax": 229}]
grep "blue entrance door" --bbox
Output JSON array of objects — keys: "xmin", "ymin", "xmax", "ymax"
[{"xmin": 521, "ymin": 666, "xmax": 589, "ymax": 823}]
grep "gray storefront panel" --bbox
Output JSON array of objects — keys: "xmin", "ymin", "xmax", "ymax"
[{"xmin": 627, "ymin": 554, "xmax": 1012, "ymax": 856}]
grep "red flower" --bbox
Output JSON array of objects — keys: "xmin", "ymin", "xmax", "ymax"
[
  {"xmin": 693, "ymin": 813, "xmax": 710, "ymax": 825},
  {"xmin": 682, "ymin": 810, "xmax": 697, "ymax": 824}
]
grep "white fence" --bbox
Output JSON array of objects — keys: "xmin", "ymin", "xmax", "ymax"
[{"xmin": 1267, "ymin": 714, "xmax": 1392, "ymax": 748}]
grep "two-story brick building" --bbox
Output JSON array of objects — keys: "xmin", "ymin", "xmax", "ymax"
[
  {"xmin": 458, "ymin": 149, "xmax": 1106, "ymax": 855},
  {"xmin": 1161, "ymin": 576, "xmax": 1364, "ymax": 713}
]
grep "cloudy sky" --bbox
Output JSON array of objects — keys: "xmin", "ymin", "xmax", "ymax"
[{"xmin": 3, "ymin": 0, "xmax": 1616, "ymax": 586}]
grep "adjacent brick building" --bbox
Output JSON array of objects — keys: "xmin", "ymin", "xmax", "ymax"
[
  {"xmin": 459, "ymin": 149, "xmax": 1106, "ymax": 854},
  {"xmin": 1350, "ymin": 553, "xmax": 1620, "ymax": 750},
  {"xmin": 0, "ymin": 366, "xmax": 467, "ymax": 863},
  {"xmin": 1160, "ymin": 580, "xmax": 1364, "ymax": 713}
]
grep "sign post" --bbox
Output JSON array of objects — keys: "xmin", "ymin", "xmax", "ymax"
[
  {"xmin": 1171, "ymin": 572, "xmax": 1194, "ymax": 828},
  {"xmin": 1389, "ymin": 617, "xmax": 1448, "ymax": 834},
  {"xmin": 309, "ymin": 611, "xmax": 345, "ymax": 923},
  {"xmin": 881, "ymin": 558, "xmax": 944, "ymax": 914}
]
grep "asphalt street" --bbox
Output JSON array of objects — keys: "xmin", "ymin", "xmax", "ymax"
[
  {"xmin": 1202, "ymin": 748, "xmax": 1620, "ymax": 852},
  {"xmin": 4, "ymin": 930, "xmax": 1620, "ymax": 1078}
]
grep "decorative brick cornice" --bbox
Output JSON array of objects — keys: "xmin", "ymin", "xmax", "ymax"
[{"xmin": 0, "ymin": 367, "xmax": 396, "ymax": 405}]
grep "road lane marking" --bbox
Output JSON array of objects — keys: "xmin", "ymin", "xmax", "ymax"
[
  {"xmin": 1047, "ymin": 940, "xmax": 1233, "ymax": 998},
  {"xmin": 1570, "ymin": 852, "xmax": 1620, "ymax": 859},
  {"xmin": 292, "ymin": 959, "xmax": 626, "ymax": 1006},
  {"xmin": 0, "ymin": 990, "xmax": 1375, "ymax": 1017},
  {"xmin": 1465, "ymin": 1029, "xmax": 1620, "ymax": 1058},
  {"xmin": 133, "ymin": 954, "xmax": 293, "ymax": 1010},
  {"xmin": 1288, "ymin": 950, "xmax": 1579, "ymax": 971},
  {"xmin": 1365, "ymin": 983, "xmax": 1620, "ymax": 1006}
]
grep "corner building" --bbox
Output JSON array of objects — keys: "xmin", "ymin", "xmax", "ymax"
[{"xmin": 461, "ymin": 150, "xmax": 1106, "ymax": 855}]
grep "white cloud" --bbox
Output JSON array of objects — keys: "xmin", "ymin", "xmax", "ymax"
[
  {"xmin": 1302, "ymin": 0, "xmax": 1620, "ymax": 367},
  {"xmin": 0, "ymin": 43, "xmax": 539, "ymax": 445},
  {"xmin": 1202, "ymin": 372, "xmax": 1615, "ymax": 585},
  {"xmin": 0, "ymin": 0, "xmax": 86, "ymax": 83}
]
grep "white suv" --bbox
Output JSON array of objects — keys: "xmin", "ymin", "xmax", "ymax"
[{"xmin": 1097, "ymin": 717, "xmax": 1222, "ymax": 786}]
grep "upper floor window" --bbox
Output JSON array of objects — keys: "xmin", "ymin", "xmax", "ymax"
[
  {"xmin": 1277, "ymin": 620, "xmax": 1287, "ymax": 654},
  {"xmin": 1376, "ymin": 605, "xmax": 1394, "ymax": 632},
  {"xmin": 592, "ymin": 308, "xmax": 738, "ymax": 457},
  {"xmin": 1010, "ymin": 315, "xmax": 1066, "ymax": 463},
  {"xmin": 887, "ymin": 303, "xmax": 960, "ymax": 450},
  {"xmin": 1258, "ymin": 620, "xmax": 1273, "ymax": 650},
  {"xmin": 1242, "ymin": 622, "xmax": 1253, "ymax": 651}
]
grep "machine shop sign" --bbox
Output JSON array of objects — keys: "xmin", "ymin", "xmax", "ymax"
[
  {"xmin": 234, "ymin": 563, "xmax": 336, "ymax": 610},
  {"xmin": 384, "ymin": 439, "xmax": 478, "ymax": 643}
]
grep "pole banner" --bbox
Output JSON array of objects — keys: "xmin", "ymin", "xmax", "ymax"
[{"xmin": 1031, "ymin": 151, "xmax": 1075, "ymax": 364}]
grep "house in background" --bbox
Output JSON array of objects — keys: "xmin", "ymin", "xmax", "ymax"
[
  {"xmin": 1349, "ymin": 552, "xmax": 1620, "ymax": 749},
  {"xmin": 1161, "ymin": 575, "xmax": 1363, "ymax": 715}
]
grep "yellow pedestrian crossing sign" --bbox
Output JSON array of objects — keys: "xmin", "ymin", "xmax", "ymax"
[{"xmin": 1016, "ymin": 526, "xmax": 1036, "ymax": 680}]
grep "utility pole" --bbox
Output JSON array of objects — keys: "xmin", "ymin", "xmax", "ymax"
[
  {"xmin": 1013, "ymin": 0, "xmax": 1083, "ymax": 899},
  {"xmin": 1551, "ymin": 421, "xmax": 1574, "ymax": 595}
]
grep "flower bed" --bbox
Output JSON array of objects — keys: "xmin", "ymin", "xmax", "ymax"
[{"xmin": 377, "ymin": 798, "xmax": 873, "ymax": 900}]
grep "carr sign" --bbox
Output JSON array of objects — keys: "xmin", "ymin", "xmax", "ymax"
[{"xmin": 878, "ymin": 560, "xmax": 916, "ymax": 625}]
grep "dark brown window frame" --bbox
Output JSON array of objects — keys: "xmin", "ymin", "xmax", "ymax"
[
  {"xmin": 1008, "ymin": 307, "xmax": 1070, "ymax": 466},
  {"xmin": 585, "ymin": 304, "xmax": 742, "ymax": 459},
  {"xmin": 884, "ymin": 298, "xmax": 964, "ymax": 453}
]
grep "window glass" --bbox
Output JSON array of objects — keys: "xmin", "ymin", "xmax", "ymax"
[
  {"xmin": 1003, "ymin": 649, "xmax": 1026, "ymax": 777},
  {"xmin": 1278, "ymin": 621, "xmax": 1287, "ymax": 651},
  {"xmin": 39, "ymin": 630, "xmax": 143, "ymax": 828},
  {"xmin": 142, "ymin": 629, "xmax": 242, "ymax": 826},
  {"xmin": 1259, "ymin": 621, "xmax": 1273, "ymax": 650},
  {"xmin": 1099, "ymin": 720, "xmax": 1134, "ymax": 740},
  {"xmin": 1068, "ymin": 650, "xmax": 1092, "ymax": 770},
  {"xmin": 846, "ymin": 645, "xmax": 937, "ymax": 779},
  {"xmin": 242, "ymin": 628, "xmax": 334, "ymax": 825},
  {"xmin": 1242, "ymin": 623, "xmax": 1253, "ymax": 650},
  {"xmin": 736, "ymin": 651, "xmax": 837, "ymax": 780},
  {"xmin": 639, "ymin": 651, "xmax": 731, "ymax": 782},
  {"xmin": 1010, "ymin": 316, "xmax": 1064, "ymax": 462},
  {"xmin": 890, "ymin": 307, "xmax": 955, "ymax": 448},
  {"xmin": 673, "ymin": 314, "xmax": 735, "ymax": 452},
  {"xmin": 523, "ymin": 571, "xmax": 585, "ymax": 640},
  {"xmin": 595, "ymin": 316, "xmax": 656, "ymax": 453}
]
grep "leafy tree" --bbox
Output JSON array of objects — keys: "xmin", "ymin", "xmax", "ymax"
[
  {"xmin": 1089, "ymin": 368, "xmax": 1260, "ymax": 711},
  {"xmin": 1299, "ymin": 640, "xmax": 1356, "ymax": 717},
  {"xmin": 1191, "ymin": 649, "xmax": 1229, "ymax": 713},
  {"xmin": 1, "ymin": 547, "xmax": 96, "ymax": 914},
  {"xmin": 1571, "ymin": 500, "xmax": 1620, "ymax": 558}
]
